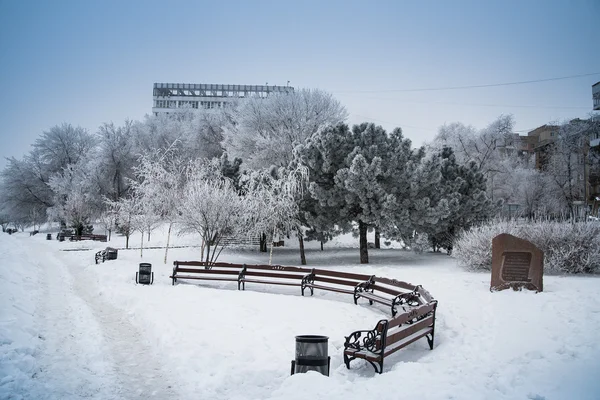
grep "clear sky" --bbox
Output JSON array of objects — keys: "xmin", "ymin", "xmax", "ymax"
[{"xmin": 1, "ymin": 0, "xmax": 598, "ymax": 168}]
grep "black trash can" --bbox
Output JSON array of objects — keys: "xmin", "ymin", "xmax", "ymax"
[
  {"xmin": 105, "ymin": 247, "xmax": 118, "ymax": 260},
  {"xmin": 46, "ymin": 233, "xmax": 52, "ymax": 240},
  {"xmin": 291, "ymin": 335, "xmax": 330, "ymax": 376},
  {"xmin": 136, "ymin": 263, "xmax": 154, "ymax": 285}
]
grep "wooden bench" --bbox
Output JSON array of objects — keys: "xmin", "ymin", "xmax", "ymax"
[
  {"xmin": 353, "ymin": 276, "xmax": 426, "ymax": 317},
  {"xmin": 171, "ymin": 260, "xmax": 439, "ymax": 374},
  {"xmin": 238, "ymin": 264, "xmax": 312, "ymax": 290},
  {"xmin": 344, "ymin": 301, "xmax": 437, "ymax": 374},
  {"xmin": 301, "ymin": 269, "xmax": 373, "ymax": 296},
  {"xmin": 170, "ymin": 261, "xmax": 313, "ymax": 290},
  {"xmin": 70, "ymin": 234, "xmax": 107, "ymax": 242},
  {"xmin": 171, "ymin": 261, "xmax": 242, "ymax": 285}
]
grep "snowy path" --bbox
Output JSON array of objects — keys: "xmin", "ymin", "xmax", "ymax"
[{"xmin": 4, "ymin": 236, "xmax": 179, "ymax": 399}]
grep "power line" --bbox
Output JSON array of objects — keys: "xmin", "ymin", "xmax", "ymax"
[
  {"xmin": 337, "ymin": 93, "xmax": 590, "ymax": 110},
  {"xmin": 333, "ymin": 72, "xmax": 600, "ymax": 93}
]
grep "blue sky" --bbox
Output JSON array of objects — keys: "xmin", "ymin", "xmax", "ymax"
[{"xmin": 1, "ymin": 0, "xmax": 598, "ymax": 168}]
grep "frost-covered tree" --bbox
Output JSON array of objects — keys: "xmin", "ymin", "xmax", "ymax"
[
  {"xmin": 33, "ymin": 123, "xmax": 96, "ymax": 173},
  {"xmin": 91, "ymin": 120, "xmax": 138, "ymax": 201},
  {"xmin": 545, "ymin": 119, "xmax": 593, "ymax": 217},
  {"xmin": 1, "ymin": 124, "xmax": 96, "ymax": 223},
  {"xmin": 0, "ymin": 209, "xmax": 10, "ymax": 232},
  {"xmin": 98, "ymin": 208, "xmax": 118, "ymax": 241},
  {"xmin": 243, "ymin": 165, "xmax": 308, "ymax": 264},
  {"xmin": 177, "ymin": 161, "xmax": 253, "ymax": 264},
  {"xmin": 431, "ymin": 115, "xmax": 516, "ymax": 202},
  {"xmin": 223, "ymin": 89, "xmax": 347, "ymax": 170},
  {"xmin": 134, "ymin": 108, "xmax": 224, "ymax": 164},
  {"xmin": 421, "ymin": 147, "xmax": 494, "ymax": 253},
  {"xmin": 1, "ymin": 153, "xmax": 54, "ymax": 221},
  {"xmin": 297, "ymin": 123, "xmax": 415, "ymax": 264},
  {"xmin": 132, "ymin": 152, "xmax": 187, "ymax": 262},
  {"xmin": 47, "ymin": 163, "xmax": 100, "ymax": 235},
  {"xmin": 104, "ymin": 195, "xmax": 141, "ymax": 249}
]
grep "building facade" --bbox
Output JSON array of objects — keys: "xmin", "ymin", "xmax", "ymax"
[
  {"xmin": 593, "ymin": 81, "xmax": 600, "ymax": 111},
  {"xmin": 152, "ymin": 83, "xmax": 294, "ymax": 115}
]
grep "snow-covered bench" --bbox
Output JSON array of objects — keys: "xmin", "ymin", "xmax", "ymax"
[
  {"xmin": 171, "ymin": 260, "xmax": 438, "ymax": 374},
  {"xmin": 69, "ymin": 234, "xmax": 107, "ymax": 242},
  {"xmin": 343, "ymin": 301, "xmax": 438, "ymax": 374},
  {"xmin": 300, "ymin": 269, "xmax": 373, "ymax": 296},
  {"xmin": 170, "ymin": 261, "xmax": 312, "ymax": 289},
  {"xmin": 353, "ymin": 277, "xmax": 426, "ymax": 317}
]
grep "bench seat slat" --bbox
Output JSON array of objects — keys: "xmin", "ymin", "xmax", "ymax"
[
  {"xmin": 241, "ymin": 279, "xmax": 301, "ymax": 287},
  {"xmin": 373, "ymin": 277, "xmax": 416, "ymax": 291},
  {"xmin": 368, "ymin": 284, "xmax": 405, "ymax": 296},
  {"xmin": 313, "ymin": 276, "xmax": 362, "ymax": 287},
  {"xmin": 243, "ymin": 271, "xmax": 304, "ymax": 280},
  {"xmin": 170, "ymin": 275, "xmax": 238, "ymax": 282},
  {"xmin": 381, "ymin": 328, "xmax": 433, "ymax": 358},
  {"xmin": 358, "ymin": 291, "xmax": 394, "ymax": 306},
  {"xmin": 312, "ymin": 269, "xmax": 372, "ymax": 281},
  {"xmin": 175, "ymin": 268, "xmax": 240, "ymax": 275},
  {"xmin": 244, "ymin": 264, "xmax": 313, "ymax": 273},
  {"xmin": 306, "ymin": 284, "xmax": 355, "ymax": 295},
  {"xmin": 386, "ymin": 316, "xmax": 433, "ymax": 346}
]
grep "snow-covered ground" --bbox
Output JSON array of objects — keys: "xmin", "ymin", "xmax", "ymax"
[{"xmin": 2, "ymin": 226, "xmax": 600, "ymax": 399}]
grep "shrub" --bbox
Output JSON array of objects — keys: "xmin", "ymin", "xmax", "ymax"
[{"xmin": 454, "ymin": 219, "xmax": 600, "ymax": 274}]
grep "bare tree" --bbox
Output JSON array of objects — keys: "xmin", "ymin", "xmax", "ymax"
[{"xmin": 223, "ymin": 88, "xmax": 348, "ymax": 170}]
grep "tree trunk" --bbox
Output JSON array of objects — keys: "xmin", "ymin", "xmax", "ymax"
[
  {"xmin": 268, "ymin": 228, "xmax": 276, "ymax": 265},
  {"xmin": 205, "ymin": 242, "xmax": 211, "ymax": 264},
  {"xmin": 108, "ymin": 228, "xmax": 112, "ymax": 241},
  {"xmin": 320, "ymin": 241, "xmax": 324, "ymax": 251},
  {"xmin": 259, "ymin": 232, "xmax": 267, "ymax": 253},
  {"xmin": 375, "ymin": 228, "xmax": 381, "ymax": 249},
  {"xmin": 359, "ymin": 220, "xmax": 369, "ymax": 264},
  {"xmin": 147, "ymin": 230, "xmax": 151, "ymax": 241},
  {"xmin": 140, "ymin": 230, "xmax": 144, "ymax": 258},
  {"xmin": 298, "ymin": 233, "xmax": 306, "ymax": 265},
  {"xmin": 126, "ymin": 234, "xmax": 130, "ymax": 249},
  {"xmin": 163, "ymin": 222, "xmax": 172, "ymax": 264}
]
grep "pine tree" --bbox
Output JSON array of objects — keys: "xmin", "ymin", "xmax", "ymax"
[{"xmin": 426, "ymin": 147, "xmax": 494, "ymax": 254}]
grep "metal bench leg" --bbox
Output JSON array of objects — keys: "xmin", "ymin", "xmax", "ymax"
[{"xmin": 344, "ymin": 353, "xmax": 353, "ymax": 369}]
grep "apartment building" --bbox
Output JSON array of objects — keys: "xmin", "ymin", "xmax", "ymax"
[{"xmin": 152, "ymin": 83, "xmax": 294, "ymax": 115}]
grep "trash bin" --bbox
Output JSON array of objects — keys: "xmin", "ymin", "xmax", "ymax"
[
  {"xmin": 291, "ymin": 335, "xmax": 330, "ymax": 376},
  {"xmin": 46, "ymin": 233, "xmax": 52, "ymax": 240},
  {"xmin": 105, "ymin": 247, "xmax": 118, "ymax": 260},
  {"xmin": 136, "ymin": 263, "xmax": 154, "ymax": 285}
]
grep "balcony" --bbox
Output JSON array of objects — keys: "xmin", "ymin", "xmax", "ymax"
[{"xmin": 594, "ymin": 82, "xmax": 600, "ymax": 111}]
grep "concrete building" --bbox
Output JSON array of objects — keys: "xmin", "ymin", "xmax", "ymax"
[
  {"xmin": 152, "ymin": 83, "xmax": 294, "ymax": 115},
  {"xmin": 527, "ymin": 124, "xmax": 559, "ymax": 170},
  {"xmin": 593, "ymin": 81, "xmax": 600, "ymax": 111}
]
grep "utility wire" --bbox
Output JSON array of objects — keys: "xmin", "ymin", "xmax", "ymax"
[
  {"xmin": 333, "ymin": 72, "xmax": 600, "ymax": 93},
  {"xmin": 337, "ymin": 93, "xmax": 590, "ymax": 110}
]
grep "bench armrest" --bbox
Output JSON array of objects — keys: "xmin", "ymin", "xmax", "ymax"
[{"xmin": 344, "ymin": 319, "xmax": 389, "ymax": 353}]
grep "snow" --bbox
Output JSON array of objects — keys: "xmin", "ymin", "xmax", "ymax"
[{"xmin": 2, "ymin": 227, "xmax": 600, "ymax": 399}]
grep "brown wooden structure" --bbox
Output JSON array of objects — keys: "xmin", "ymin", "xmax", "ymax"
[
  {"xmin": 68, "ymin": 234, "xmax": 108, "ymax": 242},
  {"xmin": 170, "ymin": 260, "xmax": 438, "ymax": 374}
]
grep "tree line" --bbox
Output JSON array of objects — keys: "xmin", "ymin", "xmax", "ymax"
[{"xmin": 1, "ymin": 88, "xmax": 597, "ymax": 264}]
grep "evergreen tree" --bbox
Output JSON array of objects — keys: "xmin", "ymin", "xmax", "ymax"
[{"xmin": 426, "ymin": 147, "xmax": 494, "ymax": 253}]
